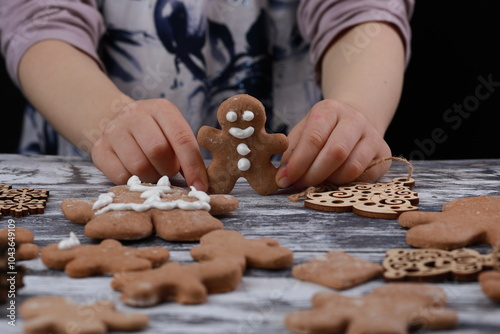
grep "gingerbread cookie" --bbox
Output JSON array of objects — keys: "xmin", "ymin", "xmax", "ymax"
[
  {"xmin": 0, "ymin": 227, "xmax": 39, "ymax": 260},
  {"xmin": 190, "ymin": 230, "xmax": 293, "ymax": 271},
  {"xmin": 285, "ymin": 283, "xmax": 457, "ymax": 334},
  {"xmin": 20, "ymin": 296, "xmax": 149, "ymax": 333},
  {"xmin": 399, "ymin": 196, "xmax": 500, "ymax": 249},
  {"xmin": 304, "ymin": 177, "xmax": 419, "ymax": 219},
  {"xmin": 383, "ymin": 248, "xmax": 493, "ymax": 282},
  {"xmin": 198, "ymin": 94, "xmax": 288, "ymax": 195},
  {"xmin": 112, "ymin": 258, "xmax": 242, "ymax": 306},
  {"xmin": 292, "ymin": 250, "xmax": 383, "ymax": 290},
  {"xmin": 0, "ymin": 184, "xmax": 49, "ymax": 218},
  {"xmin": 41, "ymin": 237, "xmax": 170, "ymax": 278},
  {"xmin": 61, "ymin": 175, "xmax": 238, "ymax": 241}
]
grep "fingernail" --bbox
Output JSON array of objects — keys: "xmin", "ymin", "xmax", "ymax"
[
  {"xmin": 277, "ymin": 176, "xmax": 291, "ymax": 189},
  {"xmin": 192, "ymin": 180, "xmax": 207, "ymax": 192}
]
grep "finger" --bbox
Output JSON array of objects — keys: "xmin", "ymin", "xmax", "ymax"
[
  {"xmin": 154, "ymin": 105, "xmax": 208, "ymax": 191},
  {"xmin": 276, "ymin": 111, "xmax": 339, "ymax": 188},
  {"xmin": 324, "ymin": 136, "xmax": 378, "ymax": 185},
  {"xmin": 111, "ymin": 130, "xmax": 161, "ymax": 183},
  {"xmin": 279, "ymin": 116, "xmax": 308, "ymax": 167},
  {"xmin": 293, "ymin": 118, "xmax": 363, "ymax": 187},
  {"xmin": 130, "ymin": 114, "xmax": 181, "ymax": 177},
  {"xmin": 92, "ymin": 145, "xmax": 131, "ymax": 185}
]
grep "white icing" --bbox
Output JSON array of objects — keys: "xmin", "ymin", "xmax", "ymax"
[
  {"xmin": 229, "ymin": 127, "xmax": 254, "ymax": 139},
  {"xmin": 238, "ymin": 158, "xmax": 251, "ymax": 171},
  {"xmin": 188, "ymin": 186, "xmax": 211, "ymax": 203},
  {"xmin": 92, "ymin": 192, "xmax": 115, "ymax": 210},
  {"xmin": 58, "ymin": 232, "xmax": 80, "ymax": 250},
  {"xmin": 237, "ymin": 143, "xmax": 251, "ymax": 156},
  {"xmin": 242, "ymin": 110, "xmax": 254, "ymax": 121},
  {"xmin": 128, "ymin": 175, "xmax": 172, "ymax": 192},
  {"xmin": 226, "ymin": 111, "xmax": 237, "ymax": 122},
  {"xmin": 94, "ymin": 176, "xmax": 211, "ymax": 215}
]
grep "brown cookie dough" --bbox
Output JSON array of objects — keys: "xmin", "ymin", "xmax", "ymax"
[
  {"xmin": 111, "ymin": 258, "xmax": 242, "ymax": 306},
  {"xmin": 41, "ymin": 238, "xmax": 170, "ymax": 278},
  {"xmin": 399, "ymin": 196, "xmax": 500, "ymax": 249},
  {"xmin": 292, "ymin": 250, "xmax": 383, "ymax": 290},
  {"xmin": 198, "ymin": 94, "xmax": 288, "ymax": 195},
  {"xmin": 20, "ymin": 296, "xmax": 149, "ymax": 334},
  {"xmin": 285, "ymin": 283, "xmax": 458, "ymax": 334},
  {"xmin": 190, "ymin": 230, "xmax": 293, "ymax": 271}
]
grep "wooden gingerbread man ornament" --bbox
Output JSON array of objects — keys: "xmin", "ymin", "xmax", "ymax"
[{"xmin": 198, "ymin": 94, "xmax": 288, "ymax": 195}]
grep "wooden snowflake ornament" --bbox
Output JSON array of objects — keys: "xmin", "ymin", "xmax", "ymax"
[
  {"xmin": 304, "ymin": 177, "xmax": 419, "ymax": 219},
  {"xmin": 0, "ymin": 185, "xmax": 49, "ymax": 219}
]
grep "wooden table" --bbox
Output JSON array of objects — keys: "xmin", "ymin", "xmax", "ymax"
[{"xmin": 1, "ymin": 154, "xmax": 499, "ymax": 334}]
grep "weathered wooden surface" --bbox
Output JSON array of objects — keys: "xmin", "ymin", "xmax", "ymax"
[{"xmin": 1, "ymin": 154, "xmax": 499, "ymax": 333}]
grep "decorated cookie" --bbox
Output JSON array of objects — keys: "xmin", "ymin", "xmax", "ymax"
[
  {"xmin": 20, "ymin": 296, "xmax": 149, "ymax": 334},
  {"xmin": 0, "ymin": 184, "xmax": 49, "ymax": 219},
  {"xmin": 61, "ymin": 176, "xmax": 238, "ymax": 241},
  {"xmin": 0, "ymin": 227, "xmax": 39, "ymax": 260},
  {"xmin": 383, "ymin": 248, "xmax": 493, "ymax": 282},
  {"xmin": 285, "ymin": 283, "xmax": 457, "ymax": 334},
  {"xmin": 292, "ymin": 250, "xmax": 383, "ymax": 290},
  {"xmin": 190, "ymin": 230, "xmax": 293, "ymax": 271},
  {"xmin": 111, "ymin": 258, "xmax": 242, "ymax": 306},
  {"xmin": 41, "ymin": 237, "xmax": 170, "ymax": 278},
  {"xmin": 197, "ymin": 94, "xmax": 288, "ymax": 195},
  {"xmin": 304, "ymin": 177, "xmax": 419, "ymax": 219},
  {"xmin": 399, "ymin": 196, "xmax": 500, "ymax": 249}
]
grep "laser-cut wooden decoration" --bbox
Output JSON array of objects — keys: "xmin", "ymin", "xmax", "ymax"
[
  {"xmin": 304, "ymin": 177, "xmax": 419, "ymax": 219},
  {"xmin": 0, "ymin": 185, "xmax": 49, "ymax": 219},
  {"xmin": 383, "ymin": 248, "xmax": 493, "ymax": 282}
]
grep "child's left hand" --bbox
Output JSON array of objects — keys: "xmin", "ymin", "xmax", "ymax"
[{"xmin": 276, "ymin": 99, "xmax": 391, "ymax": 189}]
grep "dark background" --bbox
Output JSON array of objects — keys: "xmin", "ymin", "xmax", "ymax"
[{"xmin": 1, "ymin": 2, "xmax": 499, "ymax": 158}]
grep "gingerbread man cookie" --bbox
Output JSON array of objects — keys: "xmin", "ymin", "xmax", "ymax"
[
  {"xmin": 111, "ymin": 258, "xmax": 242, "ymax": 306},
  {"xmin": 190, "ymin": 230, "xmax": 293, "ymax": 271},
  {"xmin": 399, "ymin": 196, "xmax": 500, "ymax": 249},
  {"xmin": 198, "ymin": 94, "xmax": 288, "ymax": 195},
  {"xmin": 20, "ymin": 296, "xmax": 149, "ymax": 334},
  {"xmin": 61, "ymin": 176, "xmax": 238, "ymax": 241},
  {"xmin": 285, "ymin": 283, "xmax": 457, "ymax": 334},
  {"xmin": 41, "ymin": 238, "xmax": 170, "ymax": 278}
]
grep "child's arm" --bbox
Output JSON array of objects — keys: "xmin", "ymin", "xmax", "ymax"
[
  {"xmin": 18, "ymin": 40, "xmax": 208, "ymax": 189},
  {"xmin": 277, "ymin": 22, "xmax": 405, "ymax": 188}
]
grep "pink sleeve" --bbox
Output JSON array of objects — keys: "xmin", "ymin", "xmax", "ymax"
[
  {"xmin": 297, "ymin": 0, "xmax": 415, "ymax": 69},
  {"xmin": 0, "ymin": 0, "xmax": 105, "ymax": 87}
]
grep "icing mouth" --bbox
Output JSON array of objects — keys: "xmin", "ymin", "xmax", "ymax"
[{"xmin": 229, "ymin": 127, "xmax": 254, "ymax": 139}]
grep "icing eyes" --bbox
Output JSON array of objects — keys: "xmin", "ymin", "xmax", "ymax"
[
  {"xmin": 242, "ymin": 111, "xmax": 254, "ymax": 121},
  {"xmin": 226, "ymin": 111, "xmax": 238, "ymax": 122},
  {"xmin": 226, "ymin": 110, "xmax": 255, "ymax": 122}
]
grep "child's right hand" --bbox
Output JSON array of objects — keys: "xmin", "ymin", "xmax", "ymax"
[{"xmin": 91, "ymin": 99, "xmax": 208, "ymax": 190}]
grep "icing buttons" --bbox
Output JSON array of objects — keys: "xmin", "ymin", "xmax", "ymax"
[
  {"xmin": 237, "ymin": 143, "xmax": 251, "ymax": 156},
  {"xmin": 238, "ymin": 158, "xmax": 251, "ymax": 171}
]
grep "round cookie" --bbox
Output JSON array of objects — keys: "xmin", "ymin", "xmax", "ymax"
[{"xmin": 198, "ymin": 94, "xmax": 288, "ymax": 195}]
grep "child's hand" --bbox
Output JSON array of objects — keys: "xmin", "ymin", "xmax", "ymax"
[
  {"xmin": 276, "ymin": 99, "xmax": 391, "ymax": 189},
  {"xmin": 91, "ymin": 99, "xmax": 208, "ymax": 190}
]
